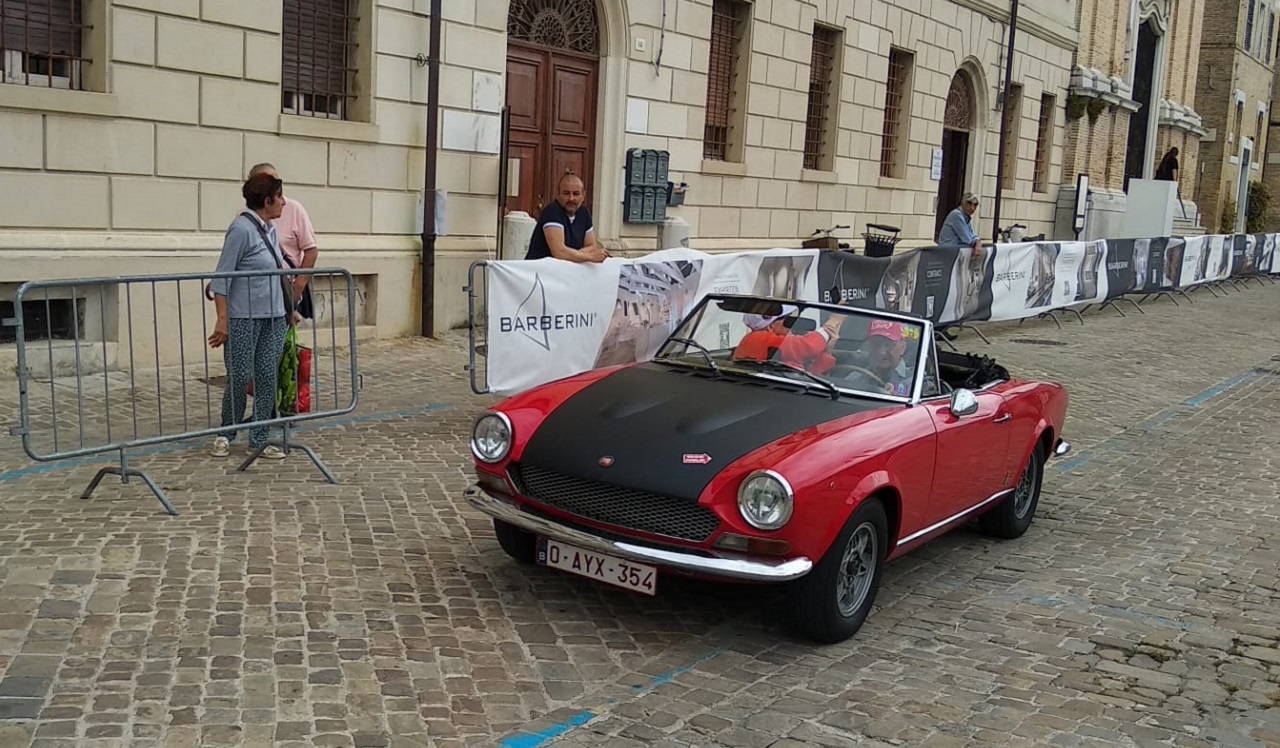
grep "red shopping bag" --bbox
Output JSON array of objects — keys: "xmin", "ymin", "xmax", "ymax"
[{"xmin": 296, "ymin": 347, "xmax": 313, "ymax": 413}]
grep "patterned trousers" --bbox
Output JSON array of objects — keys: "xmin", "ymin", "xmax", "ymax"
[{"xmin": 221, "ymin": 317, "xmax": 289, "ymax": 448}]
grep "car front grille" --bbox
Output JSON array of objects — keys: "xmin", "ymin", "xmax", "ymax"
[{"xmin": 509, "ymin": 463, "xmax": 721, "ymax": 543}]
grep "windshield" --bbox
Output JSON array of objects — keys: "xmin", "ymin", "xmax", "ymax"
[{"xmin": 654, "ymin": 296, "xmax": 928, "ymax": 402}]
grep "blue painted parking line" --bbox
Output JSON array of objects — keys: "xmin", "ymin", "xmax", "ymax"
[
  {"xmin": 500, "ymin": 711, "xmax": 595, "ymax": 748},
  {"xmin": 1052, "ymin": 368, "xmax": 1262, "ymax": 474},
  {"xmin": 498, "ymin": 649, "xmax": 725, "ymax": 748},
  {"xmin": 0, "ymin": 403, "xmax": 454, "ymax": 484}
]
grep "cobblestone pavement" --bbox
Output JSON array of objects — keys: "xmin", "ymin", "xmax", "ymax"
[{"xmin": 1, "ymin": 281, "xmax": 1279, "ymax": 748}]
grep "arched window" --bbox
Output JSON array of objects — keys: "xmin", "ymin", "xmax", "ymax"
[
  {"xmin": 508, "ymin": 0, "xmax": 600, "ymax": 56},
  {"xmin": 944, "ymin": 71, "xmax": 976, "ymax": 132}
]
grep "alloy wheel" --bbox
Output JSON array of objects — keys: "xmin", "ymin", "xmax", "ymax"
[{"xmin": 836, "ymin": 522, "xmax": 878, "ymax": 617}]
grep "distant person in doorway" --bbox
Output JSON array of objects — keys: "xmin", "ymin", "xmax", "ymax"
[
  {"xmin": 1155, "ymin": 147, "xmax": 1179, "ymax": 182},
  {"xmin": 525, "ymin": 173, "xmax": 608, "ymax": 263},
  {"xmin": 937, "ymin": 192, "xmax": 984, "ymax": 251}
]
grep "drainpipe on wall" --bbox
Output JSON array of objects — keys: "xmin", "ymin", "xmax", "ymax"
[
  {"xmin": 991, "ymin": 0, "xmax": 1020, "ymax": 239},
  {"xmin": 420, "ymin": 0, "xmax": 443, "ymax": 338}
]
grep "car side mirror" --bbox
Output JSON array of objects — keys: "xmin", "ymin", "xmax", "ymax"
[{"xmin": 949, "ymin": 388, "xmax": 979, "ymax": 417}]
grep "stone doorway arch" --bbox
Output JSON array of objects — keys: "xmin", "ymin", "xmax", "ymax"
[{"xmin": 935, "ymin": 70, "xmax": 978, "ymax": 239}]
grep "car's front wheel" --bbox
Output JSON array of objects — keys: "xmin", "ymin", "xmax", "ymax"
[
  {"xmin": 493, "ymin": 519, "xmax": 537, "ymax": 563},
  {"xmin": 978, "ymin": 441, "xmax": 1045, "ymax": 539},
  {"xmin": 785, "ymin": 498, "xmax": 887, "ymax": 644}
]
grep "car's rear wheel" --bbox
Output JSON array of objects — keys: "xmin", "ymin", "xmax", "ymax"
[
  {"xmin": 494, "ymin": 519, "xmax": 537, "ymax": 563},
  {"xmin": 978, "ymin": 441, "xmax": 1045, "ymax": 539},
  {"xmin": 786, "ymin": 498, "xmax": 887, "ymax": 644}
]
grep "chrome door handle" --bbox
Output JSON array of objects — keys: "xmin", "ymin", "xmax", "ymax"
[{"xmin": 992, "ymin": 413, "xmax": 1012, "ymax": 424}]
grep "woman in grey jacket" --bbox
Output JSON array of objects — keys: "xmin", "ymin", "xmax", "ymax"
[{"xmin": 207, "ymin": 173, "xmax": 293, "ymax": 459}]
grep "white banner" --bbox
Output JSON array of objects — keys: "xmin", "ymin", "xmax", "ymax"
[
  {"xmin": 485, "ymin": 248, "xmax": 820, "ymax": 395},
  {"xmin": 481, "ymin": 234, "xmax": 1279, "ymax": 396},
  {"xmin": 985, "ymin": 240, "xmax": 1107, "ymax": 322}
]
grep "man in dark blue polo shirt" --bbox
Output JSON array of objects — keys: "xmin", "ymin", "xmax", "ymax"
[{"xmin": 525, "ymin": 173, "xmax": 608, "ymax": 262}]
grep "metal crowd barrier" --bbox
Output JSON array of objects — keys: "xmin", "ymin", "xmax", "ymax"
[
  {"xmin": 5, "ymin": 268, "xmax": 360, "ymax": 515},
  {"xmin": 465, "ymin": 260, "xmax": 491, "ymax": 395}
]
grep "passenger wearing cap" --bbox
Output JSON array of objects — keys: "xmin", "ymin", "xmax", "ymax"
[
  {"xmin": 732, "ymin": 305, "xmax": 844, "ymax": 375},
  {"xmin": 840, "ymin": 319, "xmax": 911, "ymax": 396}
]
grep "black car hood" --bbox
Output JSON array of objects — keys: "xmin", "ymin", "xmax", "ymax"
[{"xmin": 517, "ymin": 363, "xmax": 889, "ymax": 501}]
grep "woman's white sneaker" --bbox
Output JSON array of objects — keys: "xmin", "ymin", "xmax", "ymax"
[{"xmin": 211, "ymin": 437, "xmax": 230, "ymax": 457}]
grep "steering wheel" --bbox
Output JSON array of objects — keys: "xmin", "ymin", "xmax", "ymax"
[{"xmin": 832, "ymin": 364, "xmax": 888, "ymax": 389}]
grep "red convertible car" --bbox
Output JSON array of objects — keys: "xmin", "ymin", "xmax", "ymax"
[{"xmin": 465, "ymin": 295, "xmax": 1070, "ymax": 642}]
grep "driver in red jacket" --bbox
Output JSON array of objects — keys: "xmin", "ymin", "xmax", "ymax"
[{"xmin": 733, "ymin": 305, "xmax": 844, "ymax": 375}]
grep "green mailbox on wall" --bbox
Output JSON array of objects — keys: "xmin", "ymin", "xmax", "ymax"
[{"xmin": 623, "ymin": 148, "xmax": 670, "ymax": 225}]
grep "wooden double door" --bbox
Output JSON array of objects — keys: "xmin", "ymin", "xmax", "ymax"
[{"xmin": 505, "ymin": 42, "xmax": 598, "ymax": 219}]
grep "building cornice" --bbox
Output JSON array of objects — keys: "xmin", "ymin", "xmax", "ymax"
[
  {"xmin": 1159, "ymin": 99, "xmax": 1209, "ymax": 137},
  {"xmin": 948, "ymin": 0, "xmax": 1078, "ymax": 51},
  {"xmin": 1069, "ymin": 66, "xmax": 1141, "ymax": 112},
  {"xmin": 1068, "ymin": 65, "xmax": 1208, "ymax": 137}
]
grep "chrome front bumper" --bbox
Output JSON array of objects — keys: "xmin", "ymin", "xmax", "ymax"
[{"xmin": 464, "ymin": 484, "xmax": 814, "ymax": 583}]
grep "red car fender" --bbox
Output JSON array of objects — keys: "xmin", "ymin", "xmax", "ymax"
[
  {"xmin": 849, "ymin": 470, "xmax": 894, "ymax": 508},
  {"xmin": 1018, "ymin": 384, "xmax": 1068, "ymax": 468},
  {"xmin": 708, "ymin": 406, "xmax": 935, "ymax": 563}
]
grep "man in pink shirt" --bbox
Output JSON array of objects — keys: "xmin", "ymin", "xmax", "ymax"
[{"xmin": 247, "ymin": 163, "xmax": 318, "ymax": 306}]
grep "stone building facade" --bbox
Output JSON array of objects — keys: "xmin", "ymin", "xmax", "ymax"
[
  {"xmin": 1057, "ymin": 0, "xmax": 1208, "ymax": 239},
  {"xmin": 1194, "ymin": 0, "xmax": 1276, "ymax": 233},
  {"xmin": 1, "ymin": 0, "xmax": 1077, "ymax": 346}
]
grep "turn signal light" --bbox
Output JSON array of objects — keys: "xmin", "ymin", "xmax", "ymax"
[
  {"xmin": 713, "ymin": 533, "xmax": 792, "ymax": 556},
  {"xmin": 476, "ymin": 469, "xmax": 511, "ymax": 496}
]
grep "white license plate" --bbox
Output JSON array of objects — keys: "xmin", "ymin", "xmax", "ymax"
[{"xmin": 537, "ymin": 538, "xmax": 657, "ymax": 596}]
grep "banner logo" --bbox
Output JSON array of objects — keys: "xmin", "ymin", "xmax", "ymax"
[
  {"xmin": 499, "ymin": 273, "xmax": 600, "ymax": 350},
  {"xmin": 994, "ymin": 251, "xmax": 1025, "ymax": 290}
]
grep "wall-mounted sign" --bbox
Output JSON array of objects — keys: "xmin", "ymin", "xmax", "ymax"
[{"xmin": 1073, "ymin": 173, "xmax": 1089, "ymax": 238}]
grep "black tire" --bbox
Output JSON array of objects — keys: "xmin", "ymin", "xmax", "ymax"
[
  {"xmin": 785, "ymin": 499, "xmax": 888, "ymax": 644},
  {"xmin": 978, "ymin": 441, "xmax": 1045, "ymax": 539},
  {"xmin": 494, "ymin": 519, "xmax": 537, "ymax": 563}
]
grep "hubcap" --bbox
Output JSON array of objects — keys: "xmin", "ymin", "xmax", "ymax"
[
  {"xmin": 1013, "ymin": 454, "xmax": 1039, "ymax": 519},
  {"xmin": 836, "ymin": 522, "xmax": 878, "ymax": 617}
]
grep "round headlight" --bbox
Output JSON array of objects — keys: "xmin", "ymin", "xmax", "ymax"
[
  {"xmin": 471, "ymin": 412, "xmax": 512, "ymax": 464},
  {"xmin": 737, "ymin": 470, "xmax": 794, "ymax": 531}
]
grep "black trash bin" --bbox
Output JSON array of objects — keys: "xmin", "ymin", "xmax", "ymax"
[{"xmin": 862, "ymin": 223, "xmax": 901, "ymax": 258}]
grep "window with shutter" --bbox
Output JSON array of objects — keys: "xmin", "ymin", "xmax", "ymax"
[
  {"xmin": 803, "ymin": 25, "xmax": 841, "ymax": 171},
  {"xmin": 703, "ymin": 0, "xmax": 749, "ymax": 162},
  {"xmin": 0, "ymin": 0, "xmax": 85, "ymax": 88},
  {"xmin": 282, "ymin": 0, "xmax": 358, "ymax": 119},
  {"xmin": 1246, "ymin": 0, "xmax": 1256, "ymax": 51},
  {"xmin": 880, "ymin": 48, "xmax": 913, "ymax": 179},
  {"xmin": 1267, "ymin": 11, "xmax": 1275, "ymax": 62},
  {"xmin": 1032, "ymin": 93, "xmax": 1055, "ymax": 193},
  {"xmin": 1000, "ymin": 84, "xmax": 1023, "ymax": 190}
]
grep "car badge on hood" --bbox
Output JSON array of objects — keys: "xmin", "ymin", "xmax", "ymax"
[
  {"xmin": 682, "ymin": 453, "xmax": 712, "ymax": 465},
  {"xmin": 598, "ymin": 456, "xmax": 615, "ymax": 467}
]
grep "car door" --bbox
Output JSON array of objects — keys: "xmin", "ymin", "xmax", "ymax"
[{"xmin": 923, "ymin": 389, "xmax": 1012, "ymax": 525}]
